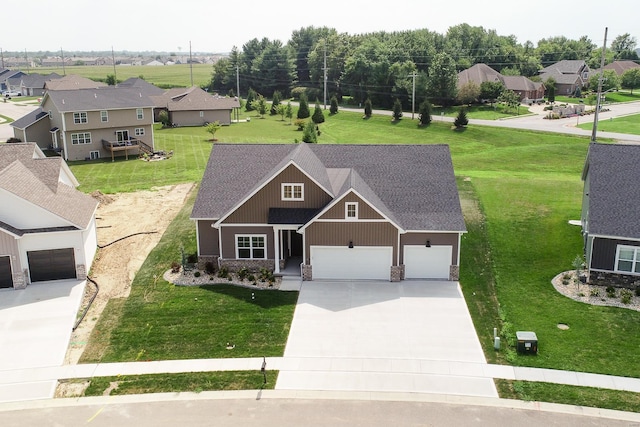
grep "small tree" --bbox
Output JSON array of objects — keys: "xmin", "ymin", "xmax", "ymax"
[
  {"xmin": 205, "ymin": 121, "xmax": 222, "ymax": 141},
  {"xmin": 245, "ymin": 88, "xmax": 256, "ymax": 111},
  {"xmin": 545, "ymin": 77, "xmax": 556, "ymax": 103},
  {"xmin": 158, "ymin": 110, "xmax": 171, "ymax": 127},
  {"xmin": 363, "ymin": 98, "xmax": 373, "ymax": 118},
  {"xmin": 285, "ymin": 101, "xmax": 293, "ymax": 124},
  {"xmin": 105, "ymin": 74, "xmax": 117, "ymax": 86},
  {"xmin": 418, "ymin": 100, "xmax": 432, "ymax": 126},
  {"xmin": 312, "ymin": 99, "xmax": 325, "ymax": 124},
  {"xmin": 498, "ymin": 89, "xmax": 521, "ymax": 114},
  {"xmin": 270, "ymin": 90, "xmax": 281, "ymax": 115},
  {"xmin": 454, "ymin": 107, "xmax": 468, "ymax": 128},
  {"xmin": 276, "ymin": 104, "xmax": 286, "ymax": 121},
  {"xmin": 294, "ymin": 118, "xmax": 306, "ymax": 130},
  {"xmin": 297, "ymin": 93, "xmax": 310, "ymax": 119},
  {"xmin": 329, "ymin": 95, "xmax": 339, "ymax": 114},
  {"xmin": 252, "ymin": 95, "xmax": 268, "ymax": 118},
  {"xmin": 621, "ymin": 68, "xmax": 640, "ymax": 95},
  {"xmin": 457, "ymin": 81, "xmax": 480, "ymax": 105},
  {"xmin": 302, "ymin": 121, "xmax": 317, "ymax": 143},
  {"xmin": 479, "ymin": 81, "xmax": 504, "ymax": 106},
  {"xmin": 392, "ymin": 98, "xmax": 403, "ymax": 121}
]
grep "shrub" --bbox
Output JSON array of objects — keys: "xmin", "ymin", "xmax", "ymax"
[
  {"xmin": 562, "ymin": 273, "xmax": 571, "ymax": 281},
  {"xmin": 636, "ymin": 286, "xmax": 640, "ymax": 297},
  {"xmin": 589, "ymin": 287, "xmax": 600, "ymax": 297},
  {"xmin": 302, "ymin": 121, "xmax": 317, "ymax": 143},
  {"xmin": 620, "ymin": 289, "xmax": 633, "ymax": 304},
  {"xmin": 294, "ymin": 119, "xmax": 306, "ymax": 131},
  {"xmin": 238, "ymin": 267, "xmax": 249, "ymax": 281},
  {"xmin": 247, "ymin": 274, "xmax": 255, "ymax": 283},
  {"xmin": 329, "ymin": 95, "xmax": 338, "ymax": 114},
  {"xmin": 217, "ymin": 266, "xmax": 229, "ymax": 278},
  {"xmin": 171, "ymin": 261, "xmax": 181, "ymax": 273},
  {"xmin": 204, "ymin": 262, "xmax": 215, "ymax": 275},
  {"xmin": 606, "ymin": 286, "xmax": 617, "ymax": 298},
  {"xmin": 392, "ymin": 98, "xmax": 403, "ymax": 121},
  {"xmin": 187, "ymin": 253, "xmax": 198, "ymax": 263},
  {"xmin": 363, "ymin": 98, "xmax": 372, "ymax": 118},
  {"xmin": 194, "ymin": 271, "xmax": 201, "ymax": 278},
  {"xmin": 454, "ymin": 108, "xmax": 468, "ymax": 128}
]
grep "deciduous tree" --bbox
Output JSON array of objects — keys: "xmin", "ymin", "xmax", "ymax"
[
  {"xmin": 457, "ymin": 81, "xmax": 480, "ymax": 105},
  {"xmin": 621, "ymin": 68, "xmax": 640, "ymax": 94},
  {"xmin": 426, "ymin": 52, "xmax": 458, "ymax": 106},
  {"xmin": 205, "ymin": 121, "xmax": 222, "ymax": 140}
]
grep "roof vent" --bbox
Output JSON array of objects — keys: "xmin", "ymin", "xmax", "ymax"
[
  {"xmin": 94, "ymin": 93, "xmax": 97, "ymax": 98},
  {"xmin": 62, "ymin": 99, "xmax": 65, "ymax": 104}
]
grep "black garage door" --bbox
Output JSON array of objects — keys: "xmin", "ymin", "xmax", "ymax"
[
  {"xmin": 0, "ymin": 256, "xmax": 12, "ymax": 288},
  {"xmin": 27, "ymin": 249, "xmax": 76, "ymax": 282}
]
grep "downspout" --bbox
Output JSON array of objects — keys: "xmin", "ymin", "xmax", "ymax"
[{"xmin": 60, "ymin": 112, "xmax": 68, "ymax": 161}]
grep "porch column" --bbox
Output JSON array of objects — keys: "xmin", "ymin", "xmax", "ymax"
[{"xmin": 273, "ymin": 227, "xmax": 280, "ymax": 274}]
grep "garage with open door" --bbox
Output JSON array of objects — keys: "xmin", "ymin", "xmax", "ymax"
[
  {"xmin": 404, "ymin": 245, "xmax": 452, "ymax": 279},
  {"xmin": 311, "ymin": 246, "xmax": 392, "ymax": 280},
  {"xmin": 0, "ymin": 256, "xmax": 13, "ymax": 288},
  {"xmin": 27, "ymin": 248, "xmax": 76, "ymax": 282}
]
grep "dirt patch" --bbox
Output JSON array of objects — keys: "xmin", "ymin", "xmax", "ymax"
[{"xmin": 63, "ymin": 183, "xmax": 194, "ymax": 365}]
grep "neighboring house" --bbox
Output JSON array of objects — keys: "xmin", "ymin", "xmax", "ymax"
[
  {"xmin": 44, "ymin": 74, "xmax": 106, "ymax": 91},
  {"xmin": 457, "ymin": 63, "xmax": 544, "ymax": 102},
  {"xmin": 0, "ymin": 143, "xmax": 98, "ymax": 290},
  {"xmin": 602, "ymin": 60, "xmax": 640, "ymax": 76},
  {"xmin": 151, "ymin": 86, "xmax": 240, "ymax": 126},
  {"xmin": 11, "ymin": 87, "xmax": 156, "ymax": 161},
  {"xmin": 191, "ymin": 143, "xmax": 466, "ymax": 282},
  {"xmin": 539, "ymin": 60, "xmax": 590, "ymax": 95},
  {"xmin": 117, "ymin": 77, "xmax": 165, "ymax": 96},
  {"xmin": 18, "ymin": 73, "xmax": 62, "ymax": 96},
  {"xmin": 0, "ymin": 69, "xmax": 26, "ymax": 92},
  {"xmin": 581, "ymin": 143, "xmax": 640, "ymax": 288}
]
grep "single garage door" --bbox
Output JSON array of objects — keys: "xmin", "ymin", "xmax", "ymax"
[
  {"xmin": 0, "ymin": 256, "xmax": 13, "ymax": 288},
  {"xmin": 27, "ymin": 248, "xmax": 76, "ymax": 282},
  {"xmin": 404, "ymin": 245, "xmax": 452, "ymax": 279},
  {"xmin": 311, "ymin": 246, "xmax": 392, "ymax": 280}
]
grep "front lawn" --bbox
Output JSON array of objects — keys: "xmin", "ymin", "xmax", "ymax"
[
  {"xmin": 434, "ymin": 103, "xmax": 533, "ymax": 120},
  {"xmin": 577, "ymin": 113, "xmax": 640, "ymax": 135}
]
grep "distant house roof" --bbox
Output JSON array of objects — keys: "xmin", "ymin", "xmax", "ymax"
[
  {"xmin": 192, "ymin": 143, "xmax": 466, "ymax": 233},
  {"xmin": 117, "ymin": 77, "xmax": 165, "ymax": 96},
  {"xmin": 151, "ymin": 86, "xmax": 240, "ymax": 112},
  {"xmin": 44, "ymin": 74, "xmax": 107, "ymax": 90},
  {"xmin": 20, "ymin": 73, "xmax": 62, "ymax": 89},
  {"xmin": 10, "ymin": 107, "xmax": 48, "ymax": 130},
  {"xmin": 457, "ymin": 63, "xmax": 543, "ymax": 95},
  {"xmin": 501, "ymin": 75, "xmax": 544, "ymax": 92},
  {"xmin": 0, "ymin": 143, "xmax": 97, "ymax": 230},
  {"xmin": 584, "ymin": 143, "xmax": 640, "ymax": 239},
  {"xmin": 602, "ymin": 60, "xmax": 640, "ymax": 76},
  {"xmin": 540, "ymin": 60, "xmax": 588, "ymax": 75},
  {"xmin": 44, "ymin": 87, "xmax": 155, "ymax": 112}
]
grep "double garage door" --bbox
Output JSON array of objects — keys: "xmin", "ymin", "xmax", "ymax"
[
  {"xmin": 27, "ymin": 248, "xmax": 76, "ymax": 282},
  {"xmin": 310, "ymin": 245, "xmax": 452, "ymax": 280}
]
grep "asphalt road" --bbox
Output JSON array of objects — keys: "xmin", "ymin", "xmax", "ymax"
[{"xmin": 1, "ymin": 393, "xmax": 639, "ymax": 427}]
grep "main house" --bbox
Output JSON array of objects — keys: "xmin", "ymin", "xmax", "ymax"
[
  {"xmin": 581, "ymin": 143, "xmax": 640, "ymax": 288},
  {"xmin": 0, "ymin": 143, "xmax": 98, "ymax": 290},
  {"xmin": 191, "ymin": 143, "xmax": 466, "ymax": 282},
  {"xmin": 539, "ymin": 60, "xmax": 590, "ymax": 95},
  {"xmin": 11, "ymin": 86, "xmax": 156, "ymax": 161},
  {"xmin": 457, "ymin": 63, "xmax": 545, "ymax": 102}
]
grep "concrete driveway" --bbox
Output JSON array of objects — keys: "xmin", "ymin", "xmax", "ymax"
[
  {"xmin": 277, "ymin": 280, "xmax": 497, "ymax": 397},
  {"xmin": 0, "ymin": 280, "xmax": 85, "ymax": 402}
]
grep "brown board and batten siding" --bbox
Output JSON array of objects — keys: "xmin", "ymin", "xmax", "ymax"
[
  {"xmin": 197, "ymin": 220, "xmax": 219, "ymax": 256},
  {"xmin": 304, "ymin": 222, "xmax": 398, "ymax": 265},
  {"xmin": 318, "ymin": 192, "xmax": 384, "ymax": 220},
  {"xmin": 400, "ymin": 233, "xmax": 459, "ymax": 265},
  {"xmin": 223, "ymin": 164, "xmax": 333, "ymax": 224},
  {"xmin": 220, "ymin": 226, "xmax": 275, "ymax": 259}
]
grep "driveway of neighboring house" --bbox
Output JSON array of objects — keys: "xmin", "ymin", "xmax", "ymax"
[
  {"xmin": 276, "ymin": 280, "xmax": 496, "ymax": 397},
  {"xmin": 0, "ymin": 280, "xmax": 85, "ymax": 402}
]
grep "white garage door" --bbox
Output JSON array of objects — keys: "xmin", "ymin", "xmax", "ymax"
[
  {"xmin": 311, "ymin": 246, "xmax": 392, "ymax": 280},
  {"xmin": 404, "ymin": 245, "xmax": 452, "ymax": 279}
]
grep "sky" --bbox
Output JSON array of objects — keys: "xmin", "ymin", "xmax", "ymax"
[{"xmin": 2, "ymin": 0, "xmax": 636, "ymax": 54}]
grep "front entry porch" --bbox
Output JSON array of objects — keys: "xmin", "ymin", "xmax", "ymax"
[{"xmin": 273, "ymin": 228, "xmax": 303, "ymax": 276}]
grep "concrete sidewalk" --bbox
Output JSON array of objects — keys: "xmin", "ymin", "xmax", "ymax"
[{"xmin": 2, "ymin": 357, "xmax": 640, "ymax": 403}]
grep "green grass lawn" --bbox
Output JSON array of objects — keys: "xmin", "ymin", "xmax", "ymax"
[
  {"xmin": 433, "ymin": 104, "xmax": 533, "ymax": 120},
  {"xmin": 76, "ymin": 109, "xmax": 640, "ymax": 410},
  {"xmin": 577, "ymin": 113, "xmax": 640, "ymax": 135}
]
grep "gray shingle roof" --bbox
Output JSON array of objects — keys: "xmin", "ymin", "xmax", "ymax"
[
  {"xmin": 586, "ymin": 143, "xmax": 640, "ymax": 239},
  {"xmin": 540, "ymin": 60, "xmax": 587, "ymax": 75},
  {"xmin": 151, "ymin": 86, "xmax": 240, "ymax": 111},
  {"xmin": 0, "ymin": 143, "xmax": 97, "ymax": 229},
  {"xmin": 192, "ymin": 144, "xmax": 466, "ymax": 232},
  {"xmin": 45, "ymin": 87, "xmax": 155, "ymax": 112},
  {"xmin": 10, "ymin": 107, "xmax": 48, "ymax": 130}
]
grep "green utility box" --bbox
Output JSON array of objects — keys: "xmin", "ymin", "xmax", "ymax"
[{"xmin": 516, "ymin": 331, "xmax": 538, "ymax": 354}]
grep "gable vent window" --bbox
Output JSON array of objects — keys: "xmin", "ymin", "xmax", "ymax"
[
  {"xmin": 346, "ymin": 202, "xmax": 358, "ymax": 220},
  {"xmin": 282, "ymin": 183, "xmax": 304, "ymax": 201},
  {"xmin": 616, "ymin": 245, "xmax": 640, "ymax": 274}
]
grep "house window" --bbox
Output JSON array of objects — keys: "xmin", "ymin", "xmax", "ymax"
[
  {"xmin": 71, "ymin": 132, "xmax": 92, "ymax": 145},
  {"xmin": 89, "ymin": 151, "xmax": 100, "ymax": 160},
  {"xmin": 101, "ymin": 111, "xmax": 108, "ymax": 122},
  {"xmin": 48, "ymin": 110, "xmax": 52, "ymax": 119},
  {"xmin": 136, "ymin": 108, "xmax": 144, "ymax": 120},
  {"xmin": 134, "ymin": 128, "xmax": 145, "ymax": 136},
  {"xmin": 282, "ymin": 183, "xmax": 304, "ymax": 201},
  {"xmin": 346, "ymin": 202, "xmax": 358, "ymax": 219},
  {"xmin": 73, "ymin": 112, "xmax": 88, "ymax": 124},
  {"xmin": 615, "ymin": 245, "xmax": 640, "ymax": 274},
  {"xmin": 199, "ymin": 111, "xmax": 204, "ymax": 117},
  {"xmin": 236, "ymin": 235, "xmax": 266, "ymax": 259}
]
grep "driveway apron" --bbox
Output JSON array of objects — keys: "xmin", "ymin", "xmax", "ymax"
[{"xmin": 276, "ymin": 280, "xmax": 497, "ymax": 397}]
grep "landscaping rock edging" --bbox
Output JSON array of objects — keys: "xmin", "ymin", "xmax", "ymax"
[
  {"xmin": 551, "ymin": 271, "xmax": 640, "ymax": 312},
  {"xmin": 163, "ymin": 269, "xmax": 282, "ymax": 290}
]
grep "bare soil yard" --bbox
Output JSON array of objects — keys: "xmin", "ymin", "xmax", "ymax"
[{"xmin": 63, "ymin": 183, "xmax": 194, "ymax": 365}]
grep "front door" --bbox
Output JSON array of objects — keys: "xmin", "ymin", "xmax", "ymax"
[
  {"xmin": 290, "ymin": 232, "xmax": 303, "ymax": 257},
  {"xmin": 116, "ymin": 130, "xmax": 129, "ymax": 143}
]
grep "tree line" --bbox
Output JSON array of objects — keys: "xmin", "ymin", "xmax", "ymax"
[{"xmin": 207, "ymin": 25, "xmax": 639, "ymax": 108}]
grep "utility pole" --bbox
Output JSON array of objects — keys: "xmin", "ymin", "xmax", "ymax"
[
  {"xmin": 408, "ymin": 72, "xmax": 417, "ymax": 119},
  {"xmin": 111, "ymin": 46, "xmax": 117, "ymax": 82},
  {"xmin": 591, "ymin": 27, "xmax": 608, "ymax": 143},
  {"xmin": 189, "ymin": 41, "xmax": 194, "ymax": 87},
  {"xmin": 236, "ymin": 64, "xmax": 240, "ymax": 98},
  {"xmin": 323, "ymin": 40, "xmax": 328, "ymax": 110},
  {"xmin": 0, "ymin": 48, "xmax": 4, "ymax": 69},
  {"xmin": 24, "ymin": 48, "xmax": 29, "ymax": 73},
  {"xmin": 60, "ymin": 47, "xmax": 66, "ymax": 75}
]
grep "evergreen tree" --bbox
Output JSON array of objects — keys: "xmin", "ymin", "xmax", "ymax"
[
  {"xmin": 547, "ymin": 85, "xmax": 556, "ymax": 103},
  {"xmin": 252, "ymin": 95, "xmax": 268, "ymax": 118},
  {"xmin": 329, "ymin": 95, "xmax": 339, "ymax": 114},
  {"xmin": 105, "ymin": 74, "xmax": 117, "ymax": 86},
  {"xmin": 418, "ymin": 100, "xmax": 432, "ymax": 126},
  {"xmin": 363, "ymin": 98, "xmax": 373, "ymax": 118},
  {"xmin": 312, "ymin": 99, "xmax": 325, "ymax": 124},
  {"xmin": 297, "ymin": 93, "xmax": 310, "ymax": 119},
  {"xmin": 454, "ymin": 107, "xmax": 469, "ymax": 128},
  {"xmin": 270, "ymin": 90, "xmax": 281, "ymax": 115},
  {"xmin": 285, "ymin": 102, "xmax": 293, "ymax": 124},
  {"xmin": 245, "ymin": 88, "xmax": 257, "ymax": 111},
  {"xmin": 392, "ymin": 98, "xmax": 403, "ymax": 121},
  {"xmin": 302, "ymin": 121, "xmax": 317, "ymax": 143}
]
